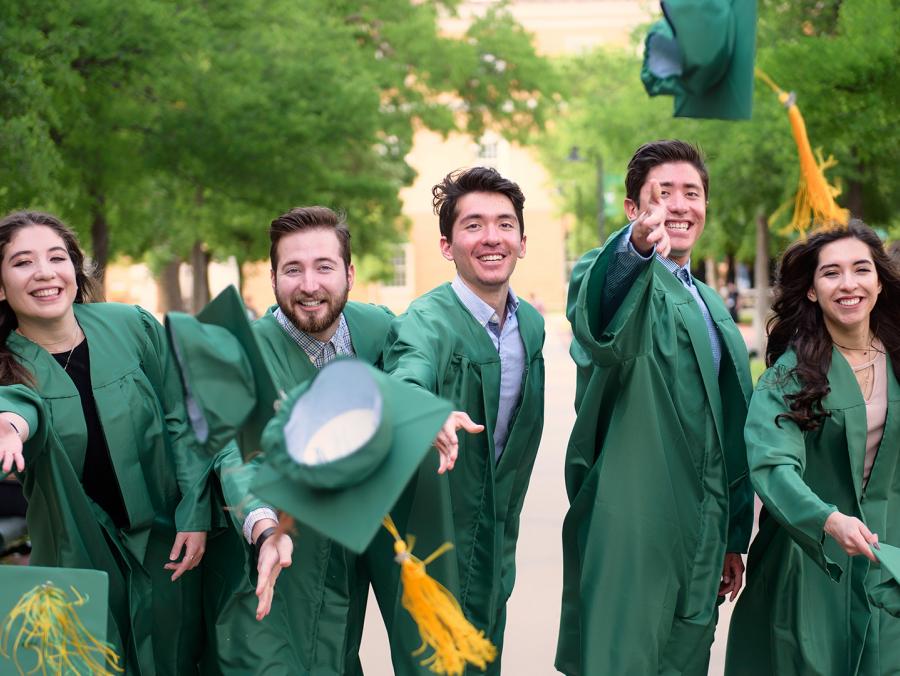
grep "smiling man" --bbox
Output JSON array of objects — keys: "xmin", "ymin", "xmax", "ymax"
[
  {"xmin": 370, "ymin": 167, "xmax": 545, "ymax": 674},
  {"xmin": 556, "ymin": 140, "xmax": 754, "ymax": 676},
  {"xmin": 203, "ymin": 206, "xmax": 395, "ymax": 675}
]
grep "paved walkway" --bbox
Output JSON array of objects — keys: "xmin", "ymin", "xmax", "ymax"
[{"xmin": 360, "ymin": 313, "xmax": 741, "ymax": 674}]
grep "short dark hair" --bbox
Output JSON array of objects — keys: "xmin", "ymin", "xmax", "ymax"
[
  {"xmin": 625, "ymin": 140, "xmax": 709, "ymax": 205},
  {"xmin": 269, "ymin": 206, "xmax": 351, "ymax": 269},
  {"xmin": 432, "ymin": 167, "xmax": 525, "ymax": 242}
]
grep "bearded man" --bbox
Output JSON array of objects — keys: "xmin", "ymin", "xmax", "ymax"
[{"xmin": 202, "ymin": 206, "xmax": 394, "ymax": 675}]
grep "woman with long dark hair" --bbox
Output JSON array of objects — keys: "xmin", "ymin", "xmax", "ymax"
[
  {"xmin": 726, "ymin": 220, "xmax": 900, "ymax": 674},
  {"xmin": 0, "ymin": 211, "xmax": 211, "ymax": 674}
]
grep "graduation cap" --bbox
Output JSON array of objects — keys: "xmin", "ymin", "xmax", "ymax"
[
  {"xmin": 869, "ymin": 543, "xmax": 900, "ymax": 618},
  {"xmin": 0, "ymin": 566, "xmax": 121, "ymax": 674},
  {"xmin": 642, "ymin": 0, "xmax": 757, "ymax": 120},
  {"xmin": 251, "ymin": 359, "xmax": 497, "ymax": 673},
  {"xmin": 250, "ymin": 358, "xmax": 451, "ymax": 554},
  {"xmin": 166, "ymin": 285, "xmax": 280, "ymax": 460}
]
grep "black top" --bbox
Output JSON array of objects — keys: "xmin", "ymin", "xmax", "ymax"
[{"xmin": 52, "ymin": 339, "xmax": 130, "ymax": 529}]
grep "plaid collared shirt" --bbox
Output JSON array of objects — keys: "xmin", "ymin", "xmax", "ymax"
[{"xmin": 273, "ymin": 307, "xmax": 355, "ymax": 367}]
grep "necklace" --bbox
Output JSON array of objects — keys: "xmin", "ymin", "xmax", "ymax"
[
  {"xmin": 59, "ymin": 325, "xmax": 82, "ymax": 372},
  {"xmin": 835, "ymin": 334, "xmax": 880, "ymax": 401}
]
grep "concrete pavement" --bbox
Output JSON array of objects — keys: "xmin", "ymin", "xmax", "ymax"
[{"xmin": 360, "ymin": 313, "xmax": 739, "ymax": 674}]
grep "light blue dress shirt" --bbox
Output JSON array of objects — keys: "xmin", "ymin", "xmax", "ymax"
[{"xmin": 450, "ymin": 275, "xmax": 525, "ymax": 461}]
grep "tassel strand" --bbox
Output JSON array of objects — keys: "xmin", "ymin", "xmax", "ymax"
[
  {"xmin": 756, "ymin": 68, "xmax": 850, "ymax": 236},
  {"xmin": 1, "ymin": 582, "xmax": 122, "ymax": 675},
  {"xmin": 382, "ymin": 516, "xmax": 497, "ymax": 675}
]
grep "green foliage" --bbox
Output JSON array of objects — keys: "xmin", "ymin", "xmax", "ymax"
[
  {"xmin": 541, "ymin": 0, "xmax": 899, "ymax": 263},
  {"xmin": 1, "ymin": 0, "xmax": 557, "ymax": 280}
]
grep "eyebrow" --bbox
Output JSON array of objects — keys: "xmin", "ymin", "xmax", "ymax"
[
  {"xmin": 458, "ymin": 212, "xmax": 518, "ymax": 222},
  {"xmin": 658, "ymin": 180, "xmax": 703, "ymax": 190},
  {"xmin": 817, "ymin": 259, "xmax": 873, "ymax": 271},
  {"xmin": 281, "ymin": 256, "xmax": 339, "ymax": 268},
  {"xmin": 8, "ymin": 246, "xmax": 68, "ymax": 258}
]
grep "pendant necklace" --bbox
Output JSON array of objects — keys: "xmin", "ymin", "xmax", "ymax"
[
  {"xmin": 60, "ymin": 325, "xmax": 82, "ymax": 372},
  {"xmin": 834, "ymin": 335, "xmax": 878, "ymax": 401}
]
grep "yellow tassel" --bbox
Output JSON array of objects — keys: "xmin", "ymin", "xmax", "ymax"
[
  {"xmin": 0, "ymin": 582, "xmax": 123, "ymax": 675},
  {"xmin": 382, "ymin": 516, "xmax": 497, "ymax": 675},
  {"xmin": 756, "ymin": 68, "xmax": 850, "ymax": 237}
]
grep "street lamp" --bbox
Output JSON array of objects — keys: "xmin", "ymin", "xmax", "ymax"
[{"xmin": 567, "ymin": 146, "xmax": 605, "ymax": 245}]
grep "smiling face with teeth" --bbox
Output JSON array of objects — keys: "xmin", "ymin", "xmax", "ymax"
[
  {"xmin": 440, "ymin": 191, "xmax": 526, "ymax": 304},
  {"xmin": 0, "ymin": 225, "xmax": 79, "ymax": 330},
  {"xmin": 807, "ymin": 237, "xmax": 882, "ymax": 337},
  {"xmin": 624, "ymin": 162, "xmax": 707, "ymax": 266},
  {"xmin": 271, "ymin": 228, "xmax": 355, "ymax": 342}
]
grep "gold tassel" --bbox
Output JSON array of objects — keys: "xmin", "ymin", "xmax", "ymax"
[
  {"xmin": 382, "ymin": 516, "xmax": 497, "ymax": 675},
  {"xmin": 756, "ymin": 68, "xmax": 850, "ymax": 237},
  {"xmin": 0, "ymin": 582, "xmax": 122, "ymax": 675}
]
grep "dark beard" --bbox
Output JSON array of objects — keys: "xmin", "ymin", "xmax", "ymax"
[{"xmin": 279, "ymin": 287, "xmax": 349, "ymax": 337}]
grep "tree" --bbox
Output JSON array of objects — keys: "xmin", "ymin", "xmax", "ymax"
[
  {"xmin": 1, "ymin": 0, "xmax": 558, "ymax": 306},
  {"xmin": 539, "ymin": 0, "xmax": 897, "ymax": 296}
]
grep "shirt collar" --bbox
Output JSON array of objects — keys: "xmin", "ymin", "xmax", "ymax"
[
  {"xmin": 657, "ymin": 254, "xmax": 693, "ymax": 285},
  {"xmin": 450, "ymin": 275, "xmax": 519, "ymax": 328},
  {"xmin": 273, "ymin": 307, "xmax": 352, "ymax": 360}
]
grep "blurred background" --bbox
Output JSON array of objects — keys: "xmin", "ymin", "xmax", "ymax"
[{"xmin": 2, "ymin": 0, "xmax": 898, "ymax": 670}]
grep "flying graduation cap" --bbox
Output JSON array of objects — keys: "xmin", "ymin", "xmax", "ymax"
[
  {"xmin": 165, "ymin": 285, "xmax": 280, "ymax": 460},
  {"xmin": 253, "ymin": 360, "xmax": 498, "ymax": 674},
  {"xmin": 642, "ymin": 0, "xmax": 757, "ymax": 120},
  {"xmin": 0, "ymin": 566, "xmax": 120, "ymax": 675}
]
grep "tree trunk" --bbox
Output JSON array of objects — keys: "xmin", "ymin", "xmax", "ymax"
[
  {"xmin": 704, "ymin": 258, "xmax": 717, "ymax": 291},
  {"xmin": 89, "ymin": 188, "xmax": 109, "ymax": 298},
  {"xmin": 190, "ymin": 240, "xmax": 211, "ymax": 313},
  {"xmin": 846, "ymin": 177, "xmax": 864, "ymax": 221},
  {"xmin": 753, "ymin": 213, "xmax": 771, "ymax": 359},
  {"xmin": 156, "ymin": 258, "xmax": 185, "ymax": 313}
]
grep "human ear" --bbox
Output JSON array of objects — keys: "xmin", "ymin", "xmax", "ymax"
[
  {"xmin": 624, "ymin": 198, "xmax": 640, "ymax": 221},
  {"xmin": 439, "ymin": 236, "xmax": 454, "ymax": 262}
]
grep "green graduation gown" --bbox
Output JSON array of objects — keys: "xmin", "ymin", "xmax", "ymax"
[
  {"xmin": 373, "ymin": 282, "xmax": 545, "ymax": 675},
  {"xmin": 725, "ymin": 349, "xmax": 900, "ymax": 676},
  {"xmin": 0, "ymin": 303, "xmax": 212, "ymax": 676},
  {"xmin": 203, "ymin": 302, "xmax": 394, "ymax": 676},
  {"xmin": 556, "ymin": 233, "xmax": 753, "ymax": 676}
]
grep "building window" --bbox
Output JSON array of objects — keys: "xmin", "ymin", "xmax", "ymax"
[
  {"xmin": 478, "ymin": 140, "xmax": 499, "ymax": 161},
  {"xmin": 385, "ymin": 244, "xmax": 408, "ymax": 287}
]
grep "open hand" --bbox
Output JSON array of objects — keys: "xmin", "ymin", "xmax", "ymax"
[
  {"xmin": 433, "ymin": 411, "xmax": 485, "ymax": 474},
  {"xmin": 165, "ymin": 531, "xmax": 207, "ymax": 581},
  {"xmin": 0, "ymin": 420, "xmax": 24, "ymax": 474},
  {"xmin": 255, "ymin": 532, "xmax": 293, "ymax": 620}
]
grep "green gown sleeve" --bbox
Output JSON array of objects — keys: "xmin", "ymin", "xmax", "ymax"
[
  {"xmin": 568, "ymin": 229, "xmax": 657, "ymax": 368},
  {"xmin": 745, "ymin": 365, "xmax": 842, "ymax": 579},
  {"xmin": 0, "ymin": 384, "xmax": 46, "ymax": 452},
  {"xmin": 215, "ymin": 441, "xmax": 267, "ymax": 535},
  {"xmin": 382, "ymin": 309, "xmax": 449, "ymax": 392},
  {"xmin": 137, "ymin": 306, "xmax": 213, "ymax": 532}
]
